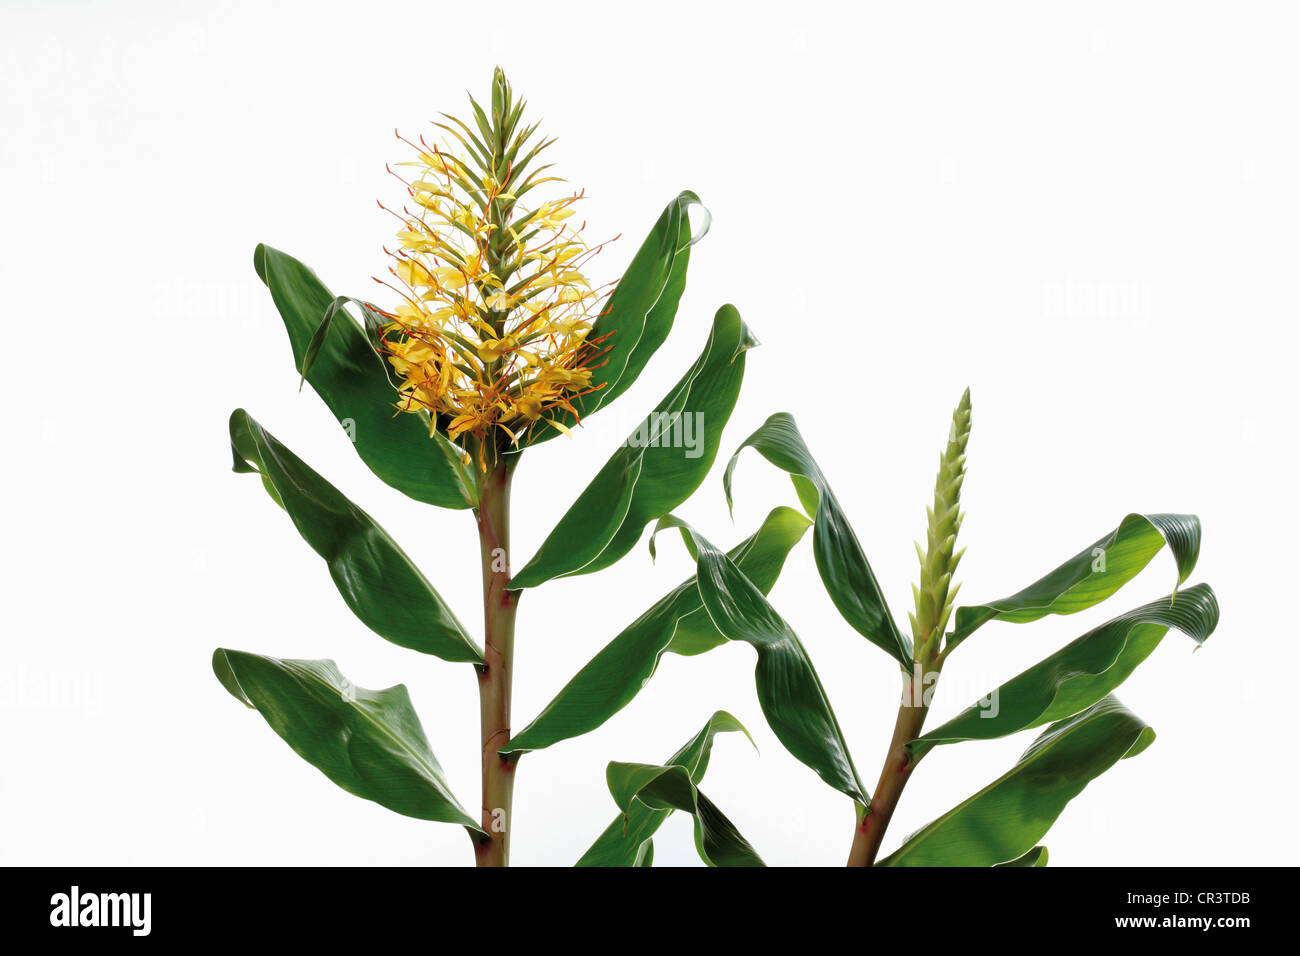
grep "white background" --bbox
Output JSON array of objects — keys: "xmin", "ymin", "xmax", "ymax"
[{"xmin": 2, "ymin": 0, "xmax": 1296, "ymax": 866}]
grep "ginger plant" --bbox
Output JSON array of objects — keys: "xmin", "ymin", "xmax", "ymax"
[
  {"xmin": 216, "ymin": 69, "xmax": 1219, "ymax": 866},
  {"xmin": 715, "ymin": 393, "xmax": 1219, "ymax": 865},
  {"xmin": 217, "ymin": 68, "xmax": 782, "ymax": 865}
]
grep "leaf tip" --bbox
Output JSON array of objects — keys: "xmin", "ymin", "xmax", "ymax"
[{"xmin": 212, "ymin": 648, "xmax": 254, "ymax": 708}]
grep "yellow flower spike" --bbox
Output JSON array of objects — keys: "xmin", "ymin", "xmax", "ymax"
[{"xmin": 378, "ymin": 70, "xmax": 612, "ymax": 466}]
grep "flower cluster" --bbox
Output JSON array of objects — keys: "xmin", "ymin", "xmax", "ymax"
[{"xmin": 376, "ymin": 70, "xmax": 611, "ymax": 466}]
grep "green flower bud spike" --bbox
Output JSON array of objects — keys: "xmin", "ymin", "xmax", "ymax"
[
  {"xmin": 847, "ymin": 388, "xmax": 973, "ymax": 867},
  {"xmin": 910, "ymin": 387, "xmax": 971, "ymax": 666}
]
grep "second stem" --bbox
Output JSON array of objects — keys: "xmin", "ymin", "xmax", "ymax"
[{"xmin": 846, "ymin": 664, "xmax": 937, "ymax": 866}]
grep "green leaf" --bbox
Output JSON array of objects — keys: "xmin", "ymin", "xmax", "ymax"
[
  {"xmin": 995, "ymin": 846, "xmax": 1049, "ymax": 867},
  {"xmin": 511, "ymin": 304, "xmax": 756, "ymax": 589},
  {"xmin": 949, "ymin": 513, "xmax": 1202, "ymax": 649},
  {"xmin": 524, "ymin": 191, "xmax": 706, "ymax": 446},
  {"xmin": 651, "ymin": 517, "xmax": 869, "ymax": 806},
  {"xmin": 229, "ymin": 409, "xmax": 482, "ymax": 664},
  {"xmin": 606, "ymin": 761, "xmax": 764, "ymax": 867},
  {"xmin": 253, "ymin": 243, "xmax": 476, "ymax": 509},
  {"xmin": 724, "ymin": 413, "xmax": 912, "ymax": 667},
  {"xmin": 879, "ymin": 696, "xmax": 1154, "ymax": 866},
  {"xmin": 577, "ymin": 711, "xmax": 751, "ymax": 867},
  {"xmin": 298, "ymin": 294, "xmax": 389, "ymax": 388},
  {"xmin": 665, "ymin": 509, "xmax": 812, "ymax": 658},
  {"xmin": 502, "ymin": 507, "xmax": 811, "ymax": 757},
  {"xmin": 911, "ymin": 584, "xmax": 1218, "ymax": 759},
  {"xmin": 212, "ymin": 649, "xmax": 481, "ymax": 832}
]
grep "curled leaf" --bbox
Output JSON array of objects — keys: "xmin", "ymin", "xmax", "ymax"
[
  {"xmin": 949, "ymin": 513, "xmax": 1203, "ymax": 650},
  {"xmin": 526, "ymin": 191, "xmax": 707, "ymax": 445},
  {"xmin": 503, "ymin": 508, "xmax": 810, "ymax": 756},
  {"xmin": 606, "ymin": 761, "xmax": 764, "ymax": 867},
  {"xmin": 254, "ymin": 243, "xmax": 475, "ymax": 508},
  {"xmin": 725, "ymin": 413, "xmax": 911, "ymax": 667},
  {"xmin": 651, "ymin": 516, "xmax": 869, "ymax": 806},
  {"xmin": 578, "ymin": 711, "xmax": 750, "ymax": 867},
  {"xmin": 213, "ymin": 649, "xmax": 480, "ymax": 833},
  {"xmin": 912, "ymin": 584, "xmax": 1218, "ymax": 759}
]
